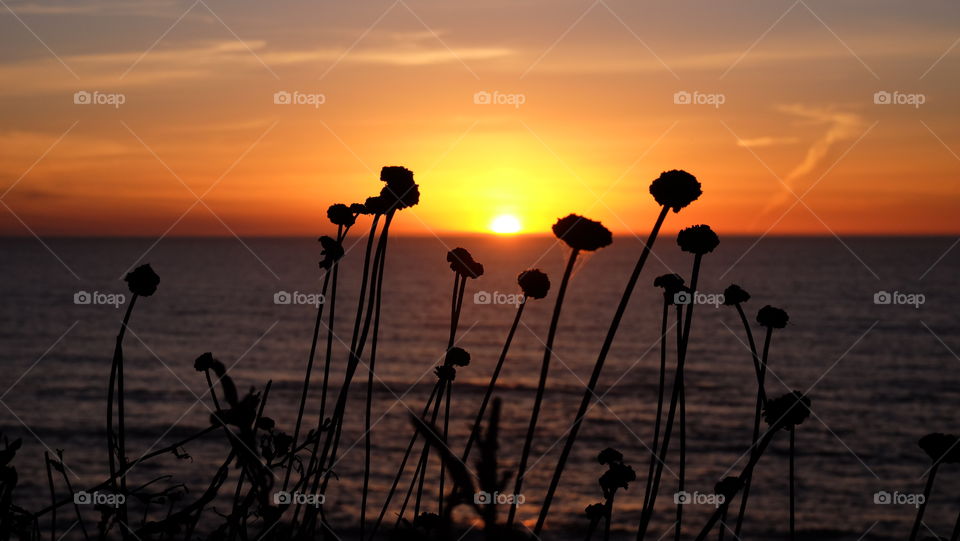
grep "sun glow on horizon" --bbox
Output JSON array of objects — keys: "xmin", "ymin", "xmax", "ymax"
[{"xmin": 489, "ymin": 214, "xmax": 523, "ymax": 234}]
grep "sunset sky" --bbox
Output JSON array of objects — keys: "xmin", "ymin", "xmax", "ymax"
[{"xmin": 1, "ymin": 0, "xmax": 959, "ymax": 236}]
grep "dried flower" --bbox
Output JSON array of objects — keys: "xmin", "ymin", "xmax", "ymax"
[
  {"xmin": 599, "ymin": 462, "xmax": 636, "ymax": 492},
  {"xmin": 757, "ymin": 305, "xmax": 789, "ymax": 329},
  {"xmin": 649, "ymin": 169, "xmax": 702, "ymax": 212},
  {"xmin": 597, "ymin": 447, "xmax": 623, "ymax": 465},
  {"xmin": 654, "ymin": 273, "xmax": 686, "ymax": 303},
  {"xmin": 518, "ymin": 269, "xmax": 550, "ymax": 299},
  {"xmin": 378, "ymin": 166, "xmax": 420, "ymax": 210},
  {"xmin": 552, "ymin": 214, "xmax": 613, "ymax": 251},
  {"xmin": 763, "ymin": 391, "xmax": 811, "ymax": 430},
  {"xmin": 723, "ymin": 284, "xmax": 750, "ymax": 306},
  {"xmin": 318, "ymin": 236, "xmax": 344, "ymax": 270},
  {"xmin": 326, "ymin": 203, "xmax": 355, "ymax": 227},
  {"xmin": 194, "ymin": 352, "xmax": 215, "ymax": 372},
  {"xmin": 124, "ymin": 264, "xmax": 160, "ymax": 297},
  {"xmin": 434, "ymin": 365, "xmax": 456, "ymax": 381},
  {"xmin": 445, "ymin": 347, "xmax": 471, "ymax": 367},
  {"xmin": 714, "ymin": 476, "xmax": 743, "ymax": 499},
  {"xmin": 918, "ymin": 433, "xmax": 959, "ymax": 464},
  {"xmin": 676, "ymin": 224, "xmax": 719, "ymax": 255},
  {"xmin": 584, "ymin": 502, "xmax": 605, "ymax": 520},
  {"xmin": 362, "ymin": 195, "xmax": 391, "ymax": 215},
  {"xmin": 349, "ymin": 202, "xmax": 366, "ymax": 214},
  {"xmin": 446, "ymin": 248, "xmax": 484, "ymax": 278}
]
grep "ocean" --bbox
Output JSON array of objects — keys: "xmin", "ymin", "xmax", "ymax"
[{"xmin": 1, "ymin": 235, "xmax": 958, "ymax": 540}]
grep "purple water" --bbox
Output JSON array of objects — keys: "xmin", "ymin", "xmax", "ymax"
[{"xmin": 0, "ymin": 235, "xmax": 958, "ymax": 540}]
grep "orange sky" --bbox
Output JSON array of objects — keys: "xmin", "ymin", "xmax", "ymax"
[{"xmin": 1, "ymin": 0, "xmax": 959, "ymax": 237}]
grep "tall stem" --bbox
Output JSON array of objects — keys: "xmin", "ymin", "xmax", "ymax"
[
  {"xmin": 461, "ymin": 301, "xmax": 526, "ymax": 463},
  {"xmin": 789, "ymin": 428, "xmax": 796, "ymax": 541},
  {"xmin": 641, "ymin": 300, "xmax": 670, "ymax": 522},
  {"xmin": 534, "ymin": 205, "xmax": 670, "ymax": 534},
  {"xmin": 603, "ymin": 492, "xmax": 616, "ymax": 541},
  {"xmin": 734, "ymin": 326, "xmax": 773, "ymax": 537},
  {"xmin": 361, "ymin": 235, "xmax": 387, "ymax": 537},
  {"xmin": 107, "ymin": 294, "xmax": 136, "ymax": 538},
  {"xmin": 508, "ymin": 248, "xmax": 580, "ymax": 527},
  {"xmin": 734, "ymin": 304, "xmax": 764, "ymax": 400},
  {"xmin": 909, "ymin": 462, "xmax": 939, "ymax": 541},
  {"xmin": 637, "ymin": 253, "xmax": 703, "ymax": 541}
]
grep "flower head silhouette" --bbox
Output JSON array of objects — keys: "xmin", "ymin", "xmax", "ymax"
[
  {"xmin": 597, "ymin": 447, "xmax": 623, "ymax": 466},
  {"xmin": 723, "ymin": 284, "xmax": 751, "ymax": 306},
  {"xmin": 653, "ymin": 273, "xmax": 686, "ymax": 303},
  {"xmin": 327, "ymin": 203, "xmax": 355, "ymax": 227},
  {"xmin": 599, "ymin": 462, "xmax": 636, "ymax": 493},
  {"xmin": 918, "ymin": 433, "xmax": 959, "ymax": 463},
  {"xmin": 518, "ymin": 269, "xmax": 550, "ymax": 299},
  {"xmin": 552, "ymin": 214, "xmax": 613, "ymax": 251},
  {"xmin": 363, "ymin": 195, "xmax": 391, "ymax": 215},
  {"xmin": 763, "ymin": 391, "xmax": 811, "ymax": 430},
  {"xmin": 193, "ymin": 352, "xmax": 215, "ymax": 372},
  {"xmin": 318, "ymin": 236, "xmax": 344, "ymax": 270},
  {"xmin": 649, "ymin": 169, "xmax": 702, "ymax": 212},
  {"xmin": 584, "ymin": 502, "xmax": 605, "ymax": 520},
  {"xmin": 676, "ymin": 224, "xmax": 719, "ymax": 255},
  {"xmin": 714, "ymin": 476, "xmax": 743, "ymax": 499},
  {"xmin": 124, "ymin": 264, "xmax": 160, "ymax": 296},
  {"xmin": 378, "ymin": 166, "xmax": 420, "ymax": 210},
  {"xmin": 445, "ymin": 347, "xmax": 471, "ymax": 367},
  {"xmin": 757, "ymin": 305, "xmax": 789, "ymax": 328},
  {"xmin": 446, "ymin": 247, "xmax": 484, "ymax": 278}
]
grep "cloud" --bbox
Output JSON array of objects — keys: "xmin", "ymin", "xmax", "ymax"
[{"xmin": 736, "ymin": 136, "xmax": 800, "ymax": 148}]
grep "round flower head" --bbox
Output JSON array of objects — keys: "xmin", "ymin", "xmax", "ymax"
[
  {"xmin": 757, "ymin": 305, "xmax": 789, "ymax": 329},
  {"xmin": 649, "ymin": 169, "xmax": 702, "ymax": 212},
  {"xmin": 363, "ymin": 195, "xmax": 391, "ymax": 215},
  {"xmin": 599, "ymin": 462, "xmax": 636, "ymax": 493},
  {"xmin": 318, "ymin": 236, "xmax": 344, "ymax": 270},
  {"xmin": 445, "ymin": 347, "xmax": 471, "ymax": 367},
  {"xmin": 327, "ymin": 203, "xmax": 355, "ymax": 227},
  {"xmin": 584, "ymin": 503, "xmax": 605, "ymax": 520},
  {"xmin": 518, "ymin": 269, "xmax": 550, "ymax": 299},
  {"xmin": 349, "ymin": 202, "xmax": 366, "ymax": 215},
  {"xmin": 597, "ymin": 447, "xmax": 623, "ymax": 465},
  {"xmin": 918, "ymin": 433, "xmax": 959, "ymax": 464},
  {"xmin": 714, "ymin": 476, "xmax": 743, "ymax": 499},
  {"xmin": 723, "ymin": 284, "xmax": 751, "ymax": 306},
  {"xmin": 194, "ymin": 352, "xmax": 215, "ymax": 372},
  {"xmin": 124, "ymin": 264, "xmax": 160, "ymax": 297},
  {"xmin": 380, "ymin": 166, "xmax": 415, "ymax": 190},
  {"xmin": 378, "ymin": 166, "xmax": 420, "ymax": 210},
  {"xmin": 763, "ymin": 391, "xmax": 811, "ymax": 430},
  {"xmin": 676, "ymin": 224, "xmax": 720, "ymax": 255},
  {"xmin": 653, "ymin": 273, "xmax": 686, "ymax": 302},
  {"xmin": 446, "ymin": 248, "xmax": 484, "ymax": 279},
  {"xmin": 552, "ymin": 214, "xmax": 613, "ymax": 251}
]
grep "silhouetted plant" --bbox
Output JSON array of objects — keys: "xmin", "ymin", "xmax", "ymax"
[
  {"xmin": 509, "ymin": 214, "xmax": 612, "ymax": 528},
  {"xmin": 713, "ymin": 477, "xmax": 742, "ymax": 541},
  {"xmin": 536, "ymin": 170, "xmax": 702, "ymax": 535},
  {"xmin": 461, "ymin": 269, "xmax": 550, "ymax": 464},
  {"xmin": 732, "ymin": 304, "xmax": 790, "ymax": 537},
  {"xmin": 638, "ymin": 224, "xmax": 719, "ymax": 541},
  {"xmin": 593, "ymin": 448, "xmax": 636, "ymax": 541},
  {"xmin": 107, "ymin": 263, "xmax": 160, "ymax": 536},
  {"xmin": 910, "ymin": 433, "xmax": 960, "ymax": 541},
  {"xmin": 763, "ymin": 391, "xmax": 811, "ymax": 541}
]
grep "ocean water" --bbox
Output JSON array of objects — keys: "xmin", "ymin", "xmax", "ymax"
[{"xmin": 0, "ymin": 235, "xmax": 958, "ymax": 540}]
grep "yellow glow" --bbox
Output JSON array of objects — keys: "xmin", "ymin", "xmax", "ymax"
[{"xmin": 489, "ymin": 214, "xmax": 522, "ymax": 234}]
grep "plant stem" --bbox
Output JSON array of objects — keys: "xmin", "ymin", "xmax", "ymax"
[
  {"xmin": 637, "ymin": 252, "xmax": 703, "ymax": 541},
  {"xmin": 603, "ymin": 492, "xmax": 616, "ymax": 541},
  {"xmin": 107, "ymin": 294, "xmax": 137, "ymax": 539},
  {"xmin": 909, "ymin": 462, "xmax": 939, "ymax": 541},
  {"xmin": 508, "ymin": 247, "xmax": 580, "ymax": 527},
  {"xmin": 534, "ymin": 205, "xmax": 670, "ymax": 535},
  {"xmin": 361, "ymin": 227, "xmax": 387, "ymax": 537},
  {"xmin": 734, "ymin": 326, "xmax": 773, "ymax": 537},
  {"xmin": 734, "ymin": 304, "xmax": 764, "ymax": 400},
  {"xmin": 641, "ymin": 300, "xmax": 670, "ymax": 524},
  {"xmin": 461, "ymin": 301, "xmax": 526, "ymax": 463},
  {"xmin": 789, "ymin": 428, "xmax": 796, "ymax": 541}
]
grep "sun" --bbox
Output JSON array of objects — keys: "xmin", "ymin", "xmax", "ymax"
[{"xmin": 489, "ymin": 214, "xmax": 522, "ymax": 234}]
